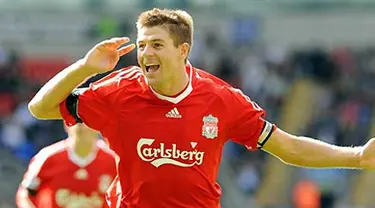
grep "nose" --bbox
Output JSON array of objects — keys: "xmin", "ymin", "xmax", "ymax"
[{"xmin": 142, "ymin": 44, "xmax": 155, "ymax": 56}]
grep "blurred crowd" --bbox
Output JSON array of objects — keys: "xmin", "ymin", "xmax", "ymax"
[
  {"xmin": 216, "ymin": 45, "xmax": 375, "ymax": 207},
  {"xmin": 0, "ymin": 47, "xmax": 66, "ymax": 162},
  {"xmin": 1, "ymin": 19, "xmax": 375, "ymax": 208}
]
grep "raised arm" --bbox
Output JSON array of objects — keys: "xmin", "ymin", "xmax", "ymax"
[{"xmin": 28, "ymin": 37, "xmax": 135, "ymax": 119}]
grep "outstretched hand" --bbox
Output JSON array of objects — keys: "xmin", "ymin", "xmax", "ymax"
[
  {"xmin": 82, "ymin": 37, "xmax": 136, "ymax": 74},
  {"xmin": 359, "ymin": 138, "xmax": 375, "ymax": 169}
]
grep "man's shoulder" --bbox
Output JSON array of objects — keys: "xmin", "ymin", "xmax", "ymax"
[
  {"xmin": 37, "ymin": 140, "xmax": 67, "ymax": 159},
  {"xmin": 89, "ymin": 66, "xmax": 144, "ymax": 94},
  {"xmin": 192, "ymin": 67, "xmax": 251, "ymax": 106},
  {"xmin": 193, "ymin": 67, "xmax": 234, "ymax": 95},
  {"xmin": 194, "ymin": 67, "xmax": 232, "ymax": 88},
  {"xmin": 29, "ymin": 140, "xmax": 67, "ymax": 169}
]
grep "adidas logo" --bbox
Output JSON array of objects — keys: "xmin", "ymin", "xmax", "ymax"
[{"xmin": 166, "ymin": 107, "xmax": 182, "ymax": 118}]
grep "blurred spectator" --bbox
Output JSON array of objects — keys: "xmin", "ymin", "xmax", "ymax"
[
  {"xmin": 1, "ymin": 119, "xmax": 27, "ymax": 150},
  {"xmin": 236, "ymin": 162, "xmax": 259, "ymax": 195}
]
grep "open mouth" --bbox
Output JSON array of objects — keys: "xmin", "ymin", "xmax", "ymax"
[{"xmin": 145, "ymin": 64, "xmax": 160, "ymax": 73}]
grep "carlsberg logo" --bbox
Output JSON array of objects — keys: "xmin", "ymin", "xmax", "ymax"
[{"xmin": 137, "ymin": 138, "xmax": 205, "ymax": 168}]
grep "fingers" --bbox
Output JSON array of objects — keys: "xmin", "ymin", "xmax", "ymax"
[
  {"xmin": 112, "ymin": 37, "xmax": 130, "ymax": 47},
  {"xmin": 118, "ymin": 44, "xmax": 136, "ymax": 57},
  {"xmin": 99, "ymin": 37, "xmax": 131, "ymax": 49},
  {"xmin": 95, "ymin": 37, "xmax": 135, "ymax": 57}
]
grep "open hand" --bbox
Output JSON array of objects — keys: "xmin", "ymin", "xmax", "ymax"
[{"xmin": 82, "ymin": 37, "xmax": 136, "ymax": 74}]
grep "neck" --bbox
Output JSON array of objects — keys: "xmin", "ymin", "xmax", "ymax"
[
  {"xmin": 152, "ymin": 64, "xmax": 189, "ymax": 96},
  {"xmin": 69, "ymin": 135, "xmax": 96, "ymax": 158}
]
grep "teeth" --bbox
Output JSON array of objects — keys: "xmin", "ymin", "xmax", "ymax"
[
  {"xmin": 145, "ymin": 64, "xmax": 158, "ymax": 66},
  {"xmin": 145, "ymin": 64, "xmax": 159, "ymax": 72}
]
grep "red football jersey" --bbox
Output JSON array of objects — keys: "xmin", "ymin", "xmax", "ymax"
[
  {"xmin": 60, "ymin": 63, "xmax": 275, "ymax": 208},
  {"xmin": 16, "ymin": 139, "xmax": 117, "ymax": 208}
]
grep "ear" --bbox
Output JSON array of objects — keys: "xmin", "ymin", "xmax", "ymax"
[{"xmin": 180, "ymin": 43, "xmax": 190, "ymax": 60}]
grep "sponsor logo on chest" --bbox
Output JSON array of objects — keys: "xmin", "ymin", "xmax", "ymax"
[
  {"xmin": 137, "ymin": 138, "xmax": 205, "ymax": 168},
  {"xmin": 135, "ymin": 114, "xmax": 219, "ymax": 168},
  {"xmin": 55, "ymin": 189, "xmax": 103, "ymax": 207}
]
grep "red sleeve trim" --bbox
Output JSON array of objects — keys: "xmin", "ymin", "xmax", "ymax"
[{"xmin": 59, "ymin": 100, "xmax": 77, "ymax": 127}]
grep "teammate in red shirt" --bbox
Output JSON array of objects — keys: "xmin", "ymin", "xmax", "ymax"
[
  {"xmin": 16, "ymin": 123, "xmax": 117, "ymax": 208},
  {"xmin": 28, "ymin": 8, "xmax": 375, "ymax": 208},
  {"xmin": 105, "ymin": 175, "xmax": 121, "ymax": 208}
]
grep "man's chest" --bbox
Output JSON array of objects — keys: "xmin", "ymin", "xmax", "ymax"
[
  {"xmin": 116, "ymin": 97, "xmax": 230, "ymax": 168},
  {"xmin": 122, "ymin": 93, "xmax": 228, "ymax": 131},
  {"xmin": 43, "ymin": 162, "xmax": 113, "ymax": 193}
]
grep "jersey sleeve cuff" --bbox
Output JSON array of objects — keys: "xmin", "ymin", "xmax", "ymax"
[
  {"xmin": 257, "ymin": 121, "xmax": 276, "ymax": 149},
  {"xmin": 59, "ymin": 100, "xmax": 78, "ymax": 127}
]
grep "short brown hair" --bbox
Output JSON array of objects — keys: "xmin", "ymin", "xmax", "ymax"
[{"xmin": 136, "ymin": 8, "xmax": 194, "ymax": 50}]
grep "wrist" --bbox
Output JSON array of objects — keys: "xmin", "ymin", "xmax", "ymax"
[
  {"xmin": 75, "ymin": 59, "xmax": 99, "ymax": 77},
  {"xmin": 356, "ymin": 146, "xmax": 365, "ymax": 169}
]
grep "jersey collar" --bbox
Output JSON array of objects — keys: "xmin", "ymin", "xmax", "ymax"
[
  {"xmin": 149, "ymin": 61, "xmax": 193, "ymax": 104},
  {"xmin": 66, "ymin": 138, "xmax": 98, "ymax": 168}
]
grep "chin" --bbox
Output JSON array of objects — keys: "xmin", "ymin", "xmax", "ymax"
[
  {"xmin": 146, "ymin": 78, "xmax": 159, "ymax": 86},
  {"xmin": 147, "ymin": 78, "xmax": 165, "ymax": 89}
]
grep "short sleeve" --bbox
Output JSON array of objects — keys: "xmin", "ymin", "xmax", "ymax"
[
  {"xmin": 17, "ymin": 154, "xmax": 45, "ymax": 207},
  {"xmin": 59, "ymin": 80, "xmax": 118, "ymax": 132},
  {"xmin": 21, "ymin": 153, "xmax": 47, "ymax": 192},
  {"xmin": 227, "ymin": 88, "xmax": 274, "ymax": 150}
]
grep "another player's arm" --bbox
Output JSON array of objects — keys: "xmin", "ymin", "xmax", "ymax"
[
  {"xmin": 28, "ymin": 37, "xmax": 135, "ymax": 120},
  {"xmin": 261, "ymin": 128, "xmax": 362, "ymax": 169},
  {"xmin": 16, "ymin": 155, "xmax": 45, "ymax": 208},
  {"xmin": 16, "ymin": 185, "xmax": 38, "ymax": 208}
]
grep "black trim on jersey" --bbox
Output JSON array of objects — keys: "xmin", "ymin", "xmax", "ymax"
[
  {"xmin": 257, "ymin": 121, "xmax": 274, "ymax": 149},
  {"xmin": 257, "ymin": 129, "xmax": 273, "ymax": 148},
  {"xmin": 65, "ymin": 90, "xmax": 82, "ymax": 123},
  {"xmin": 26, "ymin": 188, "xmax": 38, "ymax": 196},
  {"xmin": 257, "ymin": 122, "xmax": 267, "ymax": 148}
]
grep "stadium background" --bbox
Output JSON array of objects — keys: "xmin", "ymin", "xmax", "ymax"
[{"xmin": 0, "ymin": 0, "xmax": 375, "ymax": 207}]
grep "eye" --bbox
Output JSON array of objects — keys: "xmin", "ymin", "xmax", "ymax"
[
  {"xmin": 138, "ymin": 44, "xmax": 145, "ymax": 50},
  {"xmin": 153, "ymin": 43, "xmax": 163, "ymax": 48}
]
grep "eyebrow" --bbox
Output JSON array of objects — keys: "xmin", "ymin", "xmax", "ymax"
[{"xmin": 137, "ymin": 39, "xmax": 166, "ymax": 44}]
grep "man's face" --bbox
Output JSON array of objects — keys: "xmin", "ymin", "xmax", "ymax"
[{"xmin": 137, "ymin": 26, "xmax": 185, "ymax": 86}]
